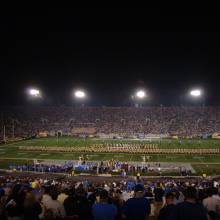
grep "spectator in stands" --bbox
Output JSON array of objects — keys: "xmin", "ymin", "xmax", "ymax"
[
  {"xmin": 63, "ymin": 188, "xmax": 78, "ymax": 218},
  {"xmin": 75, "ymin": 187, "xmax": 93, "ymax": 220},
  {"xmin": 153, "ymin": 182, "xmax": 165, "ymax": 218},
  {"xmin": 92, "ymin": 189, "xmax": 117, "ymax": 220},
  {"xmin": 157, "ymin": 192, "xmax": 175, "ymax": 220},
  {"xmin": 57, "ymin": 188, "xmax": 68, "ymax": 204},
  {"xmin": 122, "ymin": 184, "xmax": 151, "ymax": 220},
  {"xmin": 45, "ymin": 189, "xmax": 66, "ymax": 219},
  {"xmin": 0, "ymin": 188, "xmax": 6, "ymax": 220},
  {"xmin": 169, "ymin": 186, "xmax": 208, "ymax": 220},
  {"xmin": 23, "ymin": 191, "xmax": 42, "ymax": 220},
  {"xmin": 5, "ymin": 184, "xmax": 25, "ymax": 220},
  {"xmin": 203, "ymin": 188, "xmax": 220, "ymax": 220},
  {"xmin": 41, "ymin": 186, "xmax": 52, "ymax": 208}
]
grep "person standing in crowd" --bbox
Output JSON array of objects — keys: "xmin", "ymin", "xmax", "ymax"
[
  {"xmin": 63, "ymin": 188, "xmax": 78, "ymax": 219},
  {"xmin": 203, "ymin": 188, "xmax": 220, "ymax": 220},
  {"xmin": 0, "ymin": 188, "xmax": 6, "ymax": 220},
  {"xmin": 122, "ymin": 184, "xmax": 151, "ymax": 220},
  {"xmin": 92, "ymin": 189, "xmax": 117, "ymax": 220},
  {"xmin": 57, "ymin": 188, "xmax": 68, "ymax": 204},
  {"xmin": 41, "ymin": 186, "xmax": 52, "ymax": 207},
  {"xmin": 157, "ymin": 192, "xmax": 175, "ymax": 220},
  {"xmin": 45, "ymin": 189, "xmax": 66, "ymax": 219},
  {"xmin": 74, "ymin": 187, "xmax": 93, "ymax": 220},
  {"xmin": 153, "ymin": 182, "xmax": 165, "ymax": 218},
  {"xmin": 5, "ymin": 184, "xmax": 25, "ymax": 220},
  {"xmin": 169, "ymin": 186, "xmax": 208, "ymax": 220},
  {"xmin": 63, "ymin": 184, "xmax": 93, "ymax": 220},
  {"xmin": 23, "ymin": 192, "xmax": 42, "ymax": 220}
]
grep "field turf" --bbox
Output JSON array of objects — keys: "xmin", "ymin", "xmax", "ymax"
[{"xmin": 0, "ymin": 137, "xmax": 220, "ymax": 175}]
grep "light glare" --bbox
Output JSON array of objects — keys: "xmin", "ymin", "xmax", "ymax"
[
  {"xmin": 29, "ymin": 89, "xmax": 40, "ymax": 97},
  {"xmin": 190, "ymin": 89, "xmax": 201, "ymax": 97},
  {"xmin": 75, "ymin": 90, "xmax": 85, "ymax": 98},
  {"xmin": 136, "ymin": 90, "xmax": 146, "ymax": 99}
]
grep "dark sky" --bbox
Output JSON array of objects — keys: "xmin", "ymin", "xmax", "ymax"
[{"xmin": 1, "ymin": 8, "xmax": 220, "ymax": 106}]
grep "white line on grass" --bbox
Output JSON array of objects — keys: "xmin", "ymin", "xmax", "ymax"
[
  {"xmin": 0, "ymin": 141, "xmax": 28, "ymax": 148},
  {"xmin": 193, "ymin": 156, "xmax": 204, "ymax": 159},
  {"xmin": 113, "ymin": 155, "xmax": 124, "ymax": 158}
]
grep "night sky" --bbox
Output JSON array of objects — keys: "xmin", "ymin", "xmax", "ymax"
[{"xmin": 1, "ymin": 9, "xmax": 220, "ymax": 106}]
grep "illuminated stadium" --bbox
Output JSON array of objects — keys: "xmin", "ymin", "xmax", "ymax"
[
  {"xmin": 1, "ymin": 105, "xmax": 220, "ymax": 176},
  {"xmin": 2, "ymin": 11, "xmax": 220, "ymax": 220}
]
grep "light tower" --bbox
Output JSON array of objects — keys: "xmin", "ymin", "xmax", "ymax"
[
  {"xmin": 136, "ymin": 90, "xmax": 146, "ymax": 99},
  {"xmin": 27, "ymin": 88, "xmax": 42, "ymax": 99},
  {"xmin": 190, "ymin": 89, "xmax": 202, "ymax": 98},
  {"xmin": 29, "ymin": 88, "xmax": 41, "ymax": 97},
  {"xmin": 73, "ymin": 89, "xmax": 87, "ymax": 107},
  {"xmin": 74, "ymin": 90, "xmax": 86, "ymax": 99},
  {"xmin": 133, "ymin": 89, "xmax": 147, "ymax": 107}
]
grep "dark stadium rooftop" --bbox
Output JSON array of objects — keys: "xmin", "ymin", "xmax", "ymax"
[{"xmin": 0, "ymin": 9, "xmax": 220, "ymax": 106}]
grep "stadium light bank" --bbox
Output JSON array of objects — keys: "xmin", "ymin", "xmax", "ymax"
[
  {"xmin": 28, "ymin": 88, "xmax": 41, "ymax": 98},
  {"xmin": 135, "ymin": 90, "xmax": 146, "ymax": 99},
  {"xmin": 74, "ymin": 90, "xmax": 86, "ymax": 99},
  {"xmin": 190, "ymin": 89, "xmax": 202, "ymax": 98}
]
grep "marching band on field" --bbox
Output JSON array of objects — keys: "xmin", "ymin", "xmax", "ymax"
[{"xmin": 18, "ymin": 142, "xmax": 220, "ymax": 155}]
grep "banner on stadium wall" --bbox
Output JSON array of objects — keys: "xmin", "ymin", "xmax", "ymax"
[
  {"xmin": 138, "ymin": 133, "xmax": 145, "ymax": 140},
  {"xmin": 144, "ymin": 133, "xmax": 162, "ymax": 139},
  {"xmin": 212, "ymin": 132, "xmax": 220, "ymax": 139},
  {"xmin": 72, "ymin": 127, "xmax": 96, "ymax": 134},
  {"xmin": 37, "ymin": 131, "xmax": 48, "ymax": 137},
  {"xmin": 97, "ymin": 133, "xmax": 116, "ymax": 139}
]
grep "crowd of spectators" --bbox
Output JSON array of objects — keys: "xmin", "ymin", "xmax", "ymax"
[
  {"xmin": 0, "ymin": 106, "xmax": 220, "ymax": 139},
  {"xmin": 0, "ymin": 175, "xmax": 220, "ymax": 220}
]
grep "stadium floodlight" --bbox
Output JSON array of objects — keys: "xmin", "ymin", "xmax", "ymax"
[
  {"xmin": 74, "ymin": 90, "xmax": 86, "ymax": 99},
  {"xmin": 29, "ymin": 88, "xmax": 41, "ymax": 97},
  {"xmin": 135, "ymin": 90, "xmax": 146, "ymax": 99},
  {"xmin": 190, "ymin": 89, "xmax": 202, "ymax": 97}
]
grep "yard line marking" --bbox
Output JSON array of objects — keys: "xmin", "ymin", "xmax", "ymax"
[{"xmin": 193, "ymin": 156, "xmax": 204, "ymax": 159}]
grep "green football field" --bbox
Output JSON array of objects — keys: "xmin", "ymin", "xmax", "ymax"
[{"xmin": 1, "ymin": 137, "xmax": 220, "ymax": 175}]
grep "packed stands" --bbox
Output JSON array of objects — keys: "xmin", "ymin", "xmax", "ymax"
[
  {"xmin": 1, "ymin": 106, "xmax": 220, "ymax": 139},
  {"xmin": 0, "ymin": 174, "xmax": 219, "ymax": 220}
]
